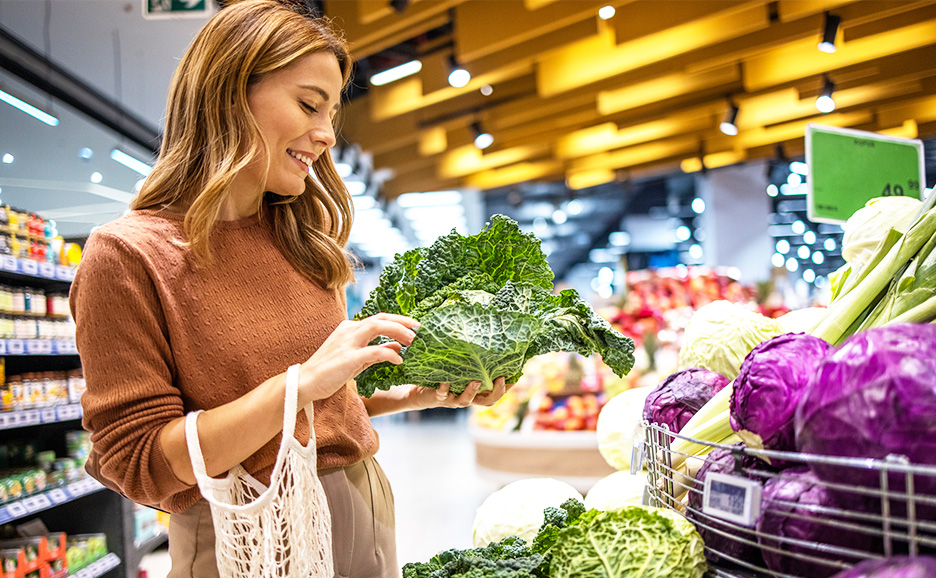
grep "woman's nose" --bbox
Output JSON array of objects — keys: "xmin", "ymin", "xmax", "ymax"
[{"xmin": 312, "ymin": 120, "xmax": 336, "ymax": 149}]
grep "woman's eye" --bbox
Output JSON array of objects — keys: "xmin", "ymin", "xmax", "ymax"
[{"xmin": 300, "ymin": 101, "xmax": 318, "ymax": 114}]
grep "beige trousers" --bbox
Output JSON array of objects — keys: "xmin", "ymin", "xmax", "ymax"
[{"xmin": 167, "ymin": 456, "xmax": 398, "ymax": 578}]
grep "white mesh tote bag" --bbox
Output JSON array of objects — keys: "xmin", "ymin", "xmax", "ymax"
[{"xmin": 184, "ymin": 364, "xmax": 334, "ymax": 578}]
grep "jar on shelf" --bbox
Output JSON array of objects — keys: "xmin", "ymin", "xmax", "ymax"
[
  {"xmin": 0, "ymin": 286, "xmax": 11, "ymax": 315},
  {"xmin": 10, "ymin": 287, "xmax": 24, "ymax": 315},
  {"xmin": 0, "ymin": 315, "xmax": 13, "ymax": 339},
  {"xmin": 30, "ymin": 289, "xmax": 46, "ymax": 317}
]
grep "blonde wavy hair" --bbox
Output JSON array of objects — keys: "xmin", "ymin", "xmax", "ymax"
[{"xmin": 132, "ymin": 0, "xmax": 356, "ymax": 288}]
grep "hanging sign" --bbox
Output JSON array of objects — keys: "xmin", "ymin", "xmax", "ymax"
[
  {"xmin": 143, "ymin": 0, "xmax": 211, "ymax": 20},
  {"xmin": 806, "ymin": 124, "xmax": 925, "ymax": 224}
]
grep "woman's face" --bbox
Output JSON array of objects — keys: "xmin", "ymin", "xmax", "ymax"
[{"xmin": 243, "ymin": 51, "xmax": 342, "ymax": 197}]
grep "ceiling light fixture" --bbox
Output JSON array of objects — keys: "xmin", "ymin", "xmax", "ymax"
[
  {"xmin": 447, "ymin": 55, "xmax": 471, "ymax": 88},
  {"xmin": 110, "ymin": 148, "xmax": 153, "ymax": 176},
  {"xmin": 598, "ymin": 5, "xmax": 615, "ymax": 20},
  {"xmin": 472, "ymin": 121, "xmax": 493, "ymax": 150},
  {"xmin": 818, "ymin": 12, "xmax": 841, "ymax": 53},
  {"xmin": 370, "ymin": 60, "xmax": 422, "ymax": 86},
  {"xmin": 0, "ymin": 88, "xmax": 59, "ymax": 126},
  {"xmin": 719, "ymin": 100, "xmax": 739, "ymax": 136},
  {"xmin": 1, "ymin": 154, "xmax": 13, "ymax": 164},
  {"xmin": 816, "ymin": 76, "xmax": 836, "ymax": 113},
  {"xmin": 480, "ymin": 84, "xmax": 493, "ymax": 96}
]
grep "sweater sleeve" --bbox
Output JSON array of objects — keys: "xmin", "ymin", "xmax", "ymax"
[{"xmin": 70, "ymin": 231, "xmax": 193, "ymax": 507}]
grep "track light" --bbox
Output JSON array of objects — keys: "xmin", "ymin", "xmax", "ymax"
[
  {"xmin": 447, "ymin": 55, "xmax": 471, "ymax": 88},
  {"xmin": 719, "ymin": 100, "xmax": 739, "ymax": 136},
  {"xmin": 472, "ymin": 121, "xmax": 493, "ymax": 150},
  {"xmin": 816, "ymin": 76, "xmax": 836, "ymax": 113},
  {"xmin": 110, "ymin": 148, "xmax": 153, "ymax": 176},
  {"xmin": 370, "ymin": 60, "xmax": 422, "ymax": 86},
  {"xmin": 818, "ymin": 12, "xmax": 841, "ymax": 53},
  {"xmin": 0, "ymin": 88, "xmax": 59, "ymax": 126}
]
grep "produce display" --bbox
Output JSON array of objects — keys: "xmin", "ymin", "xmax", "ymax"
[
  {"xmin": 472, "ymin": 478, "xmax": 583, "ymax": 547},
  {"xmin": 406, "ymin": 497, "xmax": 706, "ymax": 578},
  {"xmin": 595, "ymin": 386, "xmax": 654, "ymax": 471},
  {"xmin": 582, "ymin": 471, "xmax": 647, "ymax": 512},
  {"xmin": 353, "ymin": 215, "xmax": 635, "ymax": 397}
]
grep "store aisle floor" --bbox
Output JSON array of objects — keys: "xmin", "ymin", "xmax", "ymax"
[
  {"xmin": 372, "ymin": 410, "xmax": 502, "ymax": 568},
  {"xmin": 140, "ymin": 409, "xmax": 498, "ymax": 577}
]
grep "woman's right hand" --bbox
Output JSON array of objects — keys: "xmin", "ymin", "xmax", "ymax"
[{"xmin": 297, "ymin": 313, "xmax": 419, "ymax": 406}]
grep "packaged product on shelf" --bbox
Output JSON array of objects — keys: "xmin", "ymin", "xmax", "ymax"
[
  {"xmin": 65, "ymin": 370, "xmax": 84, "ymax": 404},
  {"xmin": 64, "ymin": 431, "xmax": 90, "ymax": 467},
  {"xmin": 65, "ymin": 533, "xmax": 106, "ymax": 572}
]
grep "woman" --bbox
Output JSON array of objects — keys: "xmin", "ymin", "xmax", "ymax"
[{"xmin": 69, "ymin": 1, "xmax": 510, "ymax": 576}]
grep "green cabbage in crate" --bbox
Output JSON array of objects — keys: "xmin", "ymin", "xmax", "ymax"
[{"xmin": 353, "ymin": 215, "xmax": 635, "ymax": 397}]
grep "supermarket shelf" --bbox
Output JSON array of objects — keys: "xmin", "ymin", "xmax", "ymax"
[
  {"xmin": 69, "ymin": 552, "xmax": 121, "ymax": 578},
  {"xmin": 0, "ymin": 403, "xmax": 82, "ymax": 430},
  {"xmin": 0, "ymin": 338, "xmax": 78, "ymax": 355},
  {"xmin": 134, "ymin": 532, "xmax": 167, "ymax": 559},
  {"xmin": 0, "ymin": 255, "xmax": 76, "ymax": 283},
  {"xmin": 0, "ymin": 478, "xmax": 106, "ymax": 524}
]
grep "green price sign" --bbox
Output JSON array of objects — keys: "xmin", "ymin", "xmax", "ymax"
[{"xmin": 806, "ymin": 124, "xmax": 924, "ymax": 224}]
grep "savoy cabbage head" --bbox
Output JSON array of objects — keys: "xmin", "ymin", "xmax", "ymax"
[
  {"xmin": 354, "ymin": 215, "xmax": 635, "ymax": 397},
  {"xmin": 549, "ymin": 506, "xmax": 707, "ymax": 578}
]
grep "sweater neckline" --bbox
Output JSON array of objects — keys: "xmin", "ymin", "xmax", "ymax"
[{"xmin": 134, "ymin": 207, "xmax": 263, "ymax": 230}]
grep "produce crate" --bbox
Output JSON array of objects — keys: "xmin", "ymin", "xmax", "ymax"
[{"xmin": 641, "ymin": 422, "xmax": 936, "ymax": 578}]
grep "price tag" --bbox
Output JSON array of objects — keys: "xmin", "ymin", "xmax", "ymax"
[
  {"xmin": 806, "ymin": 124, "xmax": 925, "ymax": 223},
  {"xmin": 22, "ymin": 494, "xmax": 52, "ymax": 512},
  {"xmin": 703, "ymin": 471, "xmax": 762, "ymax": 527},
  {"xmin": 55, "ymin": 265, "xmax": 73, "ymax": 281},
  {"xmin": 56, "ymin": 340, "xmax": 77, "ymax": 355},
  {"xmin": 40, "ymin": 408, "xmax": 57, "ymax": 423},
  {"xmin": 0, "ymin": 340, "xmax": 6, "ymax": 356},
  {"xmin": 19, "ymin": 259, "xmax": 38, "ymax": 276},
  {"xmin": 0, "ymin": 413, "xmax": 12, "ymax": 429},
  {"xmin": 22, "ymin": 410, "xmax": 41, "ymax": 426},
  {"xmin": 5, "ymin": 501, "xmax": 28, "ymax": 519},
  {"xmin": 26, "ymin": 340, "xmax": 44, "ymax": 355},
  {"xmin": 630, "ymin": 441, "xmax": 645, "ymax": 475},
  {"xmin": 38, "ymin": 262, "xmax": 55, "ymax": 278},
  {"xmin": 57, "ymin": 404, "xmax": 82, "ymax": 421},
  {"xmin": 47, "ymin": 488, "xmax": 69, "ymax": 504},
  {"xmin": 7, "ymin": 339, "xmax": 24, "ymax": 355},
  {"xmin": 1, "ymin": 256, "xmax": 16, "ymax": 272}
]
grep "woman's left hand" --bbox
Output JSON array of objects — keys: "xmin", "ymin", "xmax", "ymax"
[{"xmin": 412, "ymin": 377, "xmax": 513, "ymax": 410}]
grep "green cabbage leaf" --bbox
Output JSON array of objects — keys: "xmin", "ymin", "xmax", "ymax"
[{"xmin": 354, "ymin": 215, "xmax": 635, "ymax": 397}]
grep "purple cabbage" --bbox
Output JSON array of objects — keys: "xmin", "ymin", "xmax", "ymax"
[
  {"xmin": 829, "ymin": 556, "xmax": 936, "ymax": 578},
  {"xmin": 794, "ymin": 324, "xmax": 936, "ymax": 500},
  {"xmin": 757, "ymin": 468, "xmax": 877, "ymax": 578},
  {"xmin": 642, "ymin": 368, "xmax": 730, "ymax": 433},
  {"xmin": 687, "ymin": 444, "xmax": 770, "ymax": 565},
  {"xmin": 730, "ymin": 333, "xmax": 830, "ymax": 458}
]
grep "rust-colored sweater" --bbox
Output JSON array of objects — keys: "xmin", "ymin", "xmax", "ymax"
[{"xmin": 69, "ymin": 209, "xmax": 378, "ymax": 513}]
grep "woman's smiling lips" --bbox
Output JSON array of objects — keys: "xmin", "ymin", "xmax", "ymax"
[{"xmin": 287, "ymin": 148, "xmax": 317, "ymax": 171}]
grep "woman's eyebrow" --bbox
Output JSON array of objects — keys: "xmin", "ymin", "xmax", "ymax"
[{"xmin": 299, "ymin": 84, "xmax": 341, "ymax": 112}]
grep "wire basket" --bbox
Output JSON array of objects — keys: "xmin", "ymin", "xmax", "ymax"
[{"xmin": 641, "ymin": 422, "xmax": 936, "ymax": 578}]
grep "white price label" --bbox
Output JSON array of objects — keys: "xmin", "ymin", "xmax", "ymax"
[
  {"xmin": 22, "ymin": 494, "xmax": 52, "ymax": 512},
  {"xmin": 26, "ymin": 340, "xmax": 43, "ymax": 354},
  {"xmin": 38, "ymin": 262, "xmax": 55, "ymax": 277},
  {"xmin": 630, "ymin": 441, "xmax": 645, "ymax": 474},
  {"xmin": 703, "ymin": 471, "xmax": 762, "ymax": 527},
  {"xmin": 57, "ymin": 404, "xmax": 82, "ymax": 421},
  {"xmin": 5, "ymin": 501, "xmax": 28, "ymax": 518},
  {"xmin": 0, "ymin": 413, "xmax": 11, "ymax": 429},
  {"xmin": 0, "ymin": 340, "xmax": 6, "ymax": 355},
  {"xmin": 19, "ymin": 259, "xmax": 38, "ymax": 276},
  {"xmin": 40, "ymin": 408, "xmax": 57, "ymax": 423},
  {"xmin": 55, "ymin": 265, "xmax": 72, "ymax": 280},
  {"xmin": 47, "ymin": 488, "xmax": 69, "ymax": 504},
  {"xmin": 23, "ymin": 410, "xmax": 41, "ymax": 426},
  {"xmin": 1, "ymin": 256, "xmax": 16, "ymax": 272},
  {"xmin": 7, "ymin": 339, "xmax": 24, "ymax": 355}
]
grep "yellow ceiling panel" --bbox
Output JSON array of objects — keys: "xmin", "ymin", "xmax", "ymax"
[
  {"xmin": 438, "ymin": 144, "xmax": 547, "ymax": 180},
  {"xmin": 743, "ymin": 19, "xmax": 936, "ymax": 91},
  {"xmin": 570, "ymin": 136, "xmax": 699, "ymax": 172},
  {"xmin": 878, "ymin": 120, "xmax": 919, "ymax": 139},
  {"xmin": 537, "ymin": 3, "xmax": 768, "ymax": 97},
  {"xmin": 455, "ymin": 0, "xmax": 607, "ymax": 62},
  {"xmin": 419, "ymin": 128, "xmax": 448, "ymax": 157},
  {"xmin": 737, "ymin": 111, "xmax": 873, "ymax": 149},
  {"xmin": 326, "ymin": 0, "xmax": 465, "ymax": 58},
  {"xmin": 776, "ymin": 0, "xmax": 858, "ymax": 23},
  {"xmin": 556, "ymin": 113, "xmax": 717, "ymax": 159},
  {"xmin": 680, "ymin": 150, "xmax": 748, "ymax": 173},
  {"xmin": 611, "ymin": 1, "xmax": 752, "ymax": 44},
  {"xmin": 464, "ymin": 161, "xmax": 564, "ymax": 190},
  {"xmin": 566, "ymin": 169, "xmax": 617, "ymax": 190},
  {"xmin": 597, "ymin": 64, "xmax": 740, "ymax": 115},
  {"xmin": 877, "ymin": 94, "xmax": 936, "ymax": 127}
]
